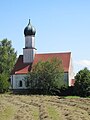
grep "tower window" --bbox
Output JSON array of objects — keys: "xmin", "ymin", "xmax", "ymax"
[{"xmin": 19, "ymin": 81, "xmax": 22, "ymax": 87}]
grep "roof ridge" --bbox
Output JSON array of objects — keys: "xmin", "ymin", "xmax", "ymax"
[{"xmin": 35, "ymin": 52, "xmax": 71, "ymax": 55}]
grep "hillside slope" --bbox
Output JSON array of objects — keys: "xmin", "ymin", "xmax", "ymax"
[{"xmin": 0, "ymin": 94, "xmax": 90, "ymax": 120}]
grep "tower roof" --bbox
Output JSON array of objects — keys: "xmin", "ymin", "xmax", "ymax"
[{"xmin": 24, "ymin": 19, "xmax": 36, "ymax": 36}]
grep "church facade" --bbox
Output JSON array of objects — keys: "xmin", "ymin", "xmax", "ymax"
[{"xmin": 10, "ymin": 20, "xmax": 74, "ymax": 91}]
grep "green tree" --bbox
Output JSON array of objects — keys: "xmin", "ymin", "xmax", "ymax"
[
  {"xmin": 0, "ymin": 73, "xmax": 9, "ymax": 93},
  {"xmin": 26, "ymin": 58, "xmax": 66, "ymax": 94},
  {"xmin": 0, "ymin": 39, "xmax": 17, "ymax": 74},
  {"xmin": 0, "ymin": 39, "xmax": 17, "ymax": 92},
  {"xmin": 75, "ymin": 67, "xmax": 90, "ymax": 97}
]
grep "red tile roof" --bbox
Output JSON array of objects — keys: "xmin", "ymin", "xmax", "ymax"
[
  {"xmin": 11, "ymin": 52, "xmax": 71, "ymax": 75},
  {"xmin": 11, "ymin": 55, "xmax": 32, "ymax": 74}
]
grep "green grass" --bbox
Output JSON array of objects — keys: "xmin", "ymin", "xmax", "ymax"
[
  {"xmin": 0, "ymin": 105, "xmax": 15, "ymax": 120},
  {"xmin": 47, "ymin": 105, "xmax": 62, "ymax": 120},
  {"xmin": 32, "ymin": 106, "xmax": 39, "ymax": 120},
  {"xmin": 65, "ymin": 96, "xmax": 80, "ymax": 98}
]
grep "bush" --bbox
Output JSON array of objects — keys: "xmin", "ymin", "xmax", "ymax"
[
  {"xmin": 74, "ymin": 68, "xmax": 90, "ymax": 97},
  {"xmin": 25, "ymin": 58, "xmax": 67, "ymax": 94}
]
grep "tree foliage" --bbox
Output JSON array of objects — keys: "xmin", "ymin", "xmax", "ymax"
[
  {"xmin": 75, "ymin": 67, "xmax": 90, "ymax": 97},
  {"xmin": 25, "ymin": 58, "xmax": 66, "ymax": 94},
  {"xmin": 0, "ymin": 73, "xmax": 9, "ymax": 93},
  {"xmin": 0, "ymin": 39, "xmax": 17, "ymax": 92},
  {"xmin": 0, "ymin": 39, "xmax": 17, "ymax": 74}
]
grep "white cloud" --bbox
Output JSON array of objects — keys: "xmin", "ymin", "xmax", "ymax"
[
  {"xmin": 74, "ymin": 60, "xmax": 90, "ymax": 74},
  {"xmin": 75, "ymin": 60, "xmax": 90, "ymax": 67}
]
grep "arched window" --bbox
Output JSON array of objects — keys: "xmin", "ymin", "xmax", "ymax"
[{"xmin": 19, "ymin": 81, "xmax": 22, "ymax": 87}]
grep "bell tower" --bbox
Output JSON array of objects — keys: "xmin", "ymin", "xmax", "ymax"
[{"xmin": 23, "ymin": 19, "xmax": 36, "ymax": 63}]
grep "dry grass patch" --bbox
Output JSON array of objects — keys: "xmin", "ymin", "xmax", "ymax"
[{"xmin": 0, "ymin": 94, "xmax": 90, "ymax": 120}]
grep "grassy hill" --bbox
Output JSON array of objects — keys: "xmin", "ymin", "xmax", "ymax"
[{"xmin": 0, "ymin": 94, "xmax": 90, "ymax": 120}]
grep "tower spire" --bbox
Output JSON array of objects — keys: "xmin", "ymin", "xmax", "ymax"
[
  {"xmin": 24, "ymin": 19, "xmax": 36, "ymax": 36},
  {"xmin": 28, "ymin": 19, "xmax": 30, "ymax": 25},
  {"xmin": 23, "ymin": 20, "xmax": 36, "ymax": 63}
]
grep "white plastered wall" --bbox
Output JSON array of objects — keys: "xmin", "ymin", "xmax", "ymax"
[
  {"xmin": 68, "ymin": 55, "xmax": 74, "ymax": 86},
  {"xmin": 25, "ymin": 36, "xmax": 35, "ymax": 48},
  {"xmin": 11, "ymin": 74, "xmax": 28, "ymax": 89},
  {"xmin": 23, "ymin": 48, "xmax": 35, "ymax": 63}
]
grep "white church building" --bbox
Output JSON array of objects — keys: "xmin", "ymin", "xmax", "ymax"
[{"xmin": 11, "ymin": 20, "xmax": 74, "ymax": 91}]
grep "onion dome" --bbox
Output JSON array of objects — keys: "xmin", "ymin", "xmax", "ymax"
[{"xmin": 24, "ymin": 19, "xmax": 36, "ymax": 36}]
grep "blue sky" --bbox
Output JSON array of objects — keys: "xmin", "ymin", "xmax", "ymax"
[{"xmin": 0, "ymin": 0, "xmax": 90, "ymax": 74}]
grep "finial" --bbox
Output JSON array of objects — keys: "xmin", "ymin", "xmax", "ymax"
[{"xmin": 28, "ymin": 19, "xmax": 30, "ymax": 25}]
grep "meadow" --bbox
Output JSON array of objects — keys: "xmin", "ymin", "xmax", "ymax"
[{"xmin": 0, "ymin": 94, "xmax": 90, "ymax": 120}]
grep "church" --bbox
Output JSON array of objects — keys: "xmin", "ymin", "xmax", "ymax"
[{"xmin": 10, "ymin": 20, "xmax": 74, "ymax": 91}]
